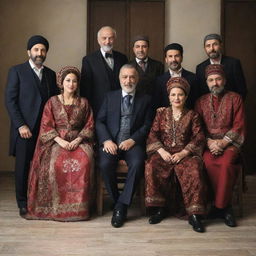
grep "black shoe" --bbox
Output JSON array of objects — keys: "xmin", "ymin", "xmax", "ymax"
[
  {"xmin": 111, "ymin": 209, "xmax": 126, "ymax": 228},
  {"xmin": 224, "ymin": 207, "xmax": 236, "ymax": 227},
  {"xmin": 19, "ymin": 207, "xmax": 27, "ymax": 217},
  {"xmin": 149, "ymin": 208, "xmax": 167, "ymax": 224},
  {"xmin": 189, "ymin": 214, "xmax": 205, "ymax": 233}
]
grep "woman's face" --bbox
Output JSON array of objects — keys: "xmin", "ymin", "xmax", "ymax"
[
  {"xmin": 169, "ymin": 87, "xmax": 187, "ymax": 108},
  {"xmin": 62, "ymin": 73, "xmax": 78, "ymax": 95}
]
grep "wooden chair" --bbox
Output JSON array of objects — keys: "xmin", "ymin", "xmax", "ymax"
[
  {"xmin": 232, "ymin": 165, "xmax": 246, "ymax": 217},
  {"xmin": 96, "ymin": 160, "xmax": 145, "ymax": 216}
]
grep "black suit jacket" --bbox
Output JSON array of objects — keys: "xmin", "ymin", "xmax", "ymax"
[
  {"xmin": 5, "ymin": 61, "xmax": 58, "ymax": 155},
  {"xmin": 96, "ymin": 89, "xmax": 152, "ymax": 146},
  {"xmin": 196, "ymin": 55, "xmax": 247, "ymax": 99},
  {"xmin": 154, "ymin": 68, "xmax": 199, "ymax": 110},
  {"xmin": 80, "ymin": 50, "xmax": 128, "ymax": 114},
  {"xmin": 129, "ymin": 57, "xmax": 164, "ymax": 95}
]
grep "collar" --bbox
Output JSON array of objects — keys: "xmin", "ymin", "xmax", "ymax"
[
  {"xmin": 122, "ymin": 90, "xmax": 135, "ymax": 98},
  {"xmin": 169, "ymin": 67, "xmax": 183, "ymax": 77},
  {"xmin": 29, "ymin": 59, "xmax": 44, "ymax": 71},
  {"xmin": 135, "ymin": 57, "xmax": 148, "ymax": 64}
]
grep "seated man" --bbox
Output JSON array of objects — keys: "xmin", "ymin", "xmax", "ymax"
[
  {"xmin": 195, "ymin": 64, "xmax": 246, "ymax": 227},
  {"xmin": 96, "ymin": 64, "xmax": 152, "ymax": 228}
]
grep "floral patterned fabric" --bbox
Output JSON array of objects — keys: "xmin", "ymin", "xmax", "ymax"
[
  {"xmin": 26, "ymin": 96, "xmax": 94, "ymax": 221},
  {"xmin": 145, "ymin": 107, "xmax": 206, "ymax": 216}
]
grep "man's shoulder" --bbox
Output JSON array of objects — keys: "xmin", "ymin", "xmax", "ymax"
[
  {"xmin": 148, "ymin": 57, "xmax": 163, "ymax": 66},
  {"xmin": 82, "ymin": 50, "xmax": 101, "ymax": 61},
  {"xmin": 156, "ymin": 71, "xmax": 169, "ymax": 82},
  {"xmin": 197, "ymin": 93, "xmax": 211, "ymax": 103},
  {"xmin": 196, "ymin": 59, "xmax": 210, "ymax": 70},
  {"xmin": 43, "ymin": 65, "xmax": 55, "ymax": 74},
  {"xmin": 10, "ymin": 61, "xmax": 29, "ymax": 71},
  {"xmin": 225, "ymin": 90, "xmax": 242, "ymax": 99},
  {"xmin": 222, "ymin": 55, "xmax": 240, "ymax": 65}
]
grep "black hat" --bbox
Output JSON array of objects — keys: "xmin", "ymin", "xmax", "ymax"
[
  {"xmin": 164, "ymin": 43, "xmax": 183, "ymax": 56},
  {"xmin": 204, "ymin": 33, "xmax": 222, "ymax": 45},
  {"xmin": 132, "ymin": 35, "xmax": 149, "ymax": 46},
  {"xmin": 27, "ymin": 35, "xmax": 49, "ymax": 51}
]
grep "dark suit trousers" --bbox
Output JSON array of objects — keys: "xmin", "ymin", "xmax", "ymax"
[
  {"xmin": 15, "ymin": 136, "xmax": 37, "ymax": 208},
  {"xmin": 98, "ymin": 145, "xmax": 145, "ymax": 206}
]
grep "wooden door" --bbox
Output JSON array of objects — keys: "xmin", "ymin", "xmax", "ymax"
[
  {"xmin": 87, "ymin": 0, "xmax": 165, "ymax": 62},
  {"xmin": 222, "ymin": 0, "xmax": 256, "ymax": 173}
]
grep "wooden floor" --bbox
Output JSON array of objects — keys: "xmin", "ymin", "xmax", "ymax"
[{"xmin": 0, "ymin": 172, "xmax": 256, "ymax": 256}]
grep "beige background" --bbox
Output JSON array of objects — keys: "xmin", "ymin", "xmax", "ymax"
[{"xmin": 0, "ymin": 0, "xmax": 220, "ymax": 171}]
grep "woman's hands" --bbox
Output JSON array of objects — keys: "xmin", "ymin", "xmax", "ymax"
[
  {"xmin": 54, "ymin": 137, "xmax": 83, "ymax": 150},
  {"xmin": 157, "ymin": 148, "xmax": 190, "ymax": 164}
]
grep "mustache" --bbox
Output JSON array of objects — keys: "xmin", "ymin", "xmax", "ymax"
[{"xmin": 170, "ymin": 61, "xmax": 178, "ymax": 65}]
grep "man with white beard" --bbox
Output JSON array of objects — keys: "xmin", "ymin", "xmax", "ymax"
[{"xmin": 80, "ymin": 26, "xmax": 128, "ymax": 115}]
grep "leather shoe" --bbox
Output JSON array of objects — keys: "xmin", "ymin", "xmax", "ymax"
[
  {"xmin": 19, "ymin": 207, "xmax": 27, "ymax": 217},
  {"xmin": 111, "ymin": 209, "xmax": 126, "ymax": 228},
  {"xmin": 189, "ymin": 214, "xmax": 205, "ymax": 233},
  {"xmin": 149, "ymin": 208, "xmax": 166, "ymax": 224},
  {"xmin": 224, "ymin": 208, "xmax": 236, "ymax": 227}
]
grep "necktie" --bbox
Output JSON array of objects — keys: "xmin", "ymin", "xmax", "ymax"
[
  {"xmin": 123, "ymin": 95, "xmax": 132, "ymax": 109},
  {"xmin": 139, "ymin": 60, "xmax": 146, "ymax": 72}
]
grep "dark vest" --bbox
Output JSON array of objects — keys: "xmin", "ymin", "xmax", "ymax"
[{"xmin": 116, "ymin": 97, "xmax": 133, "ymax": 144}]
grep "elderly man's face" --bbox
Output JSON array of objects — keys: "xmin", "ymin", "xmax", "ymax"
[
  {"xmin": 27, "ymin": 43, "xmax": 47, "ymax": 67},
  {"xmin": 165, "ymin": 49, "xmax": 183, "ymax": 71},
  {"xmin": 97, "ymin": 27, "xmax": 115, "ymax": 52},
  {"xmin": 119, "ymin": 67, "xmax": 138, "ymax": 94},
  {"xmin": 133, "ymin": 40, "xmax": 149, "ymax": 60},
  {"xmin": 206, "ymin": 74, "xmax": 225, "ymax": 95},
  {"xmin": 204, "ymin": 39, "xmax": 222, "ymax": 60}
]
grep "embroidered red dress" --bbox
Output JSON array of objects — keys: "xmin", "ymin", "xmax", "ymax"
[
  {"xmin": 195, "ymin": 91, "xmax": 245, "ymax": 208},
  {"xmin": 26, "ymin": 96, "xmax": 94, "ymax": 221},
  {"xmin": 145, "ymin": 107, "xmax": 206, "ymax": 216}
]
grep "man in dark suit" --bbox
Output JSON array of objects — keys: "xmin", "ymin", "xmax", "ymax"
[
  {"xmin": 5, "ymin": 35, "xmax": 58, "ymax": 217},
  {"xmin": 129, "ymin": 35, "xmax": 164, "ymax": 95},
  {"xmin": 80, "ymin": 26, "xmax": 128, "ymax": 115},
  {"xmin": 96, "ymin": 64, "xmax": 152, "ymax": 228},
  {"xmin": 196, "ymin": 33, "xmax": 247, "ymax": 99},
  {"xmin": 154, "ymin": 43, "xmax": 199, "ymax": 110}
]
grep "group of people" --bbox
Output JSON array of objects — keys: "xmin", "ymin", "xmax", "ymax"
[{"xmin": 5, "ymin": 25, "xmax": 246, "ymax": 233}]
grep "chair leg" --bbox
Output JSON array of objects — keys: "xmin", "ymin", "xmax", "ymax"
[
  {"xmin": 97, "ymin": 173, "xmax": 103, "ymax": 216},
  {"xmin": 140, "ymin": 178, "xmax": 146, "ymax": 216}
]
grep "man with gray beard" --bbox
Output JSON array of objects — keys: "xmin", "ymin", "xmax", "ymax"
[
  {"xmin": 80, "ymin": 26, "xmax": 128, "ymax": 115},
  {"xmin": 195, "ymin": 64, "xmax": 246, "ymax": 228},
  {"xmin": 96, "ymin": 64, "xmax": 152, "ymax": 228},
  {"xmin": 196, "ymin": 33, "xmax": 247, "ymax": 99}
]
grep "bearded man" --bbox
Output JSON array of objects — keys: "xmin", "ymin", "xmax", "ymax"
[
  {"xmin": 96, "ymin": 64, "xmax": 152, "ymax": 228},
  {"xmin": 195, "ymin": 64, "xmax": 246, "ymax": 227},
  {"xmin": 196, "ymin": 33, "xmax": 247, "ymax": 99}
]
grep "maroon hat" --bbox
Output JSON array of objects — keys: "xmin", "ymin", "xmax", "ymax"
[
  {"xmin": 166, "ymin": 77, "xmax": 190, "ymax": 95},
  {"xmin": 205, "ymin": 64, "xmax": 225, "ymax": 78}
]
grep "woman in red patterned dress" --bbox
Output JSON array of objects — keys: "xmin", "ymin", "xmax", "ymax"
[
  {"xmin": 145, "ymin": 77, "xmax": 206, "ymax": 232},
  {"xmin": 26, "ymin": 66, "xmax": 94, "ymax": 221}
]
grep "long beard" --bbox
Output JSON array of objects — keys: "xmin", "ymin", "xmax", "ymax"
[
  {"xmin": 211, "ymin": 85, "xmax": 224, "ymax": 95},
  {"xmin": 31, "ymin": 55, "xmax": 45, "ymax": 65}
]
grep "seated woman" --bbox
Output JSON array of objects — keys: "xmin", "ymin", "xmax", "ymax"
[
  {"xmin": 145, "ymin": 77, "xmax": 206, "ymax": 232},
  {"xmin": 26, "ymin": 66, "xmax": 94, "ymax": 221}
]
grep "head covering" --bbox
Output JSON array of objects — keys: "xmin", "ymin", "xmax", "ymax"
[
  {"xmin": 132, "ymin": 35, "xmax": 149, "ymax": 46},
  {"xmin": 205, "ymin": 64, "xmax": 225, "ymax": 78},
  {"xmin": 56, "ymin": 66, "xmax": 81, "ymax": 89},
  {"xmin": 204, "ymin": 33, "xmax": 222, "ymax": 45},
  {"xmin": 27, "ymin": 35, "xmax": 49, "ymax": 51},
  {"xmin": 166, "ymin": 77, "xmax": 190, "ymax": 95},
  {"xmin": 164, "ymin": 43, "xmax": 183, "ymax": 56}
]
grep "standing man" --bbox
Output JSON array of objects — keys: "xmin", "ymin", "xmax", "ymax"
[
  {"xmin": 5, "ymin": 35, "xmax": 58, "ymax": 217},
  {"xmin": 129, "ymin": 35, "xmax": 164, "ymax": 95},
  {"xmin": 196, "ymin": 33, "xmax": 247, "ymax": 99},
  {"xmin": 80, "ymin": 26, "xmax": 128, "ymax": 115},
  {"xmin": 154, "ymin": 43, "xmax": 199, "ymax": 110},
  {"xmin": 96, "ymin": 64, "xmax": 152, "ymax": 228},
  {"xmin": 195, "ymin": 64, "xmax": 246, "ymax": 227}
]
